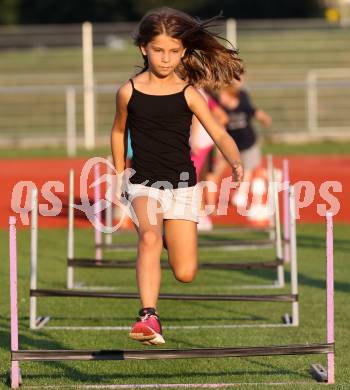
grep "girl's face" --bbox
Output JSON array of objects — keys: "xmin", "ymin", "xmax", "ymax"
[
  {"xmin": 219, "ymin": 89, "xmax": 239, "ymax": 109},
  {"xmin": 141, "ymin": 34, "xmax": 186, "ymax": 77},
  {"xmin": 218, "ymin": 80, "xmax": 242, "ymax": 109}
]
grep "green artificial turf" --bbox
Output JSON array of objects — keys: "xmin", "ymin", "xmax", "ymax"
[{"xmin": 0, "ymin": 223, "xmax": 349, "ymax": 389}]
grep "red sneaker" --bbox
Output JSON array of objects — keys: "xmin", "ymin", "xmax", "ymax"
[{"xmin": 129, "ymin": 308, "xmax": 165, "ymax": 345}]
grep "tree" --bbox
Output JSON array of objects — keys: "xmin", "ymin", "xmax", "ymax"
[
  {"xmin": 0, "ymin": 0, "xmax": 20, "ymax": 24},
  {"xmin": 193, "ymin": 0, "xmax": 324, "ymax": 19},
  {"xmin": 0, "ymin": 0, "xmax": 325, "ymax": 25}
]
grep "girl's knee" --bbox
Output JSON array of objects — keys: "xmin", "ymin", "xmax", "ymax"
[
  {"xmin": 139, "ymin": 230, "xmax": 162, "ymax": 250},
  {"xmin": 173, "ymin": 265, "xmax": 198, "ymax": 283}
]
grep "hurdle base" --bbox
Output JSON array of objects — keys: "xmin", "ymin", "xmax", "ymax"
[
  {"xmin": 274, "ymin": 278, "xmax": 284, "ymax": 288},
  {"xmin": 282, "ymin": 313, "xmax": 292, "ymax": 325},
  {"xmin": 9, "ymin": 367, "xmax": 22, "ymax": 387},
  {"xmin": 35, "ymin": 316, "xmax": 50, "ymax": 329},
  {"xmin": 310, "ymin": 363, "xmax": 328, "ymax": 382}
]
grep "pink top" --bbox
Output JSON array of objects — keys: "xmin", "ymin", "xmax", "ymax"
[
  {"xmin": 190, "ymin": 89, "xmax": 214, "ymax": 149},
  {"xmin": 208, "ymin": 97, "xmax": 219, "ymax": 111}
]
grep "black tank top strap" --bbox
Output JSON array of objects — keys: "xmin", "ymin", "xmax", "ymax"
[
  {"xmin": 129, "ymin": 78, "xmax": 135, "ymax": 89},
  {"xmin": 182, "ymin": 84, "xmax": 191, "ymax": 92}
]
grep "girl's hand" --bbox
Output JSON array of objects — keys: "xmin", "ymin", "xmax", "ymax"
[
  {"xmin": 255, "ymin": 109, "xmax": 272, "ymax": 128},
  {"xmin": 115, "ymin": 172, "xmax": 128, "ymax": 204},
  {"xmin": 232, "ymin": 160, "xmax": 244, "ymax": 184}
]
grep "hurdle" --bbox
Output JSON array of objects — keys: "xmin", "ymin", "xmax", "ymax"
[
  {"xmin": 29, "ymin": 186, "xmax": 298, "ymax": 330},
  {"xmin": 104, "ymin": 154, "xmax": 276, "ymax": 242},
  {"xmin": 282, "ymin": 158, "xmax": 290, "ymax": 263},
  {"xmin": 97, "ymin": 157, "xmax": 278, "ymax": 252},
  {"xmin": 9, "ymin": 213, "xmax": 335, "ymax": 388},
  {"xmin": 67, "ymin": 162, "xmax": 286, "ymax": 290},
  {"xmin": 267, "ymin": 153, "xmax": 276, "ymax": 241}
]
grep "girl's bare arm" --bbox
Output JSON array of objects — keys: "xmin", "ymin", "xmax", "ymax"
[
  {"xmin": 186, "ymin": 86, "xmax": 243, "ymax": 182},
  {"xmin": 110, "ymin": 82, "xmax": 132, "ymax": 174},
  {"xmin": 211, "ymin": 104, "xmax": 228, "ymax": 126},
  {"xmin": 255, "ymin": 109, "xmax": 272, "ymax": 128},
  {"xmin": 190, "ymin": 115, "xmax": 203, "ymax": 155}
]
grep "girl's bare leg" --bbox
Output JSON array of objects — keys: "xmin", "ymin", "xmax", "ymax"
[
  {"xmin": 131, "ymin": 196, "xmax": 163, "ymax": 308},
  {"xmin": 206, "ymin": 150, "xmax": 229, "ymax": 211},
  {"xmin": 164, "ymin": 219, "xmax": 198, "ymax": 283}
]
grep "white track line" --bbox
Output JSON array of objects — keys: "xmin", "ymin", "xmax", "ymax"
[{"xmin": 24, "ymin": 381, "xmax": 311, "ymax": 389}]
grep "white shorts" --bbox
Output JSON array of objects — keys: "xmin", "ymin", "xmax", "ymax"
[
  {"xmin": 125, "ymin": 183, "xmax": 200, "ymax": 224},
  {"xmin": 240, "ymin": 143, "xmax": 262, "ymax": 172}
]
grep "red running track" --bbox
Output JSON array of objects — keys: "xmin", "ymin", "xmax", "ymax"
[{"xmin": 0, "ymin": 155, "xmax": 349, "ymax": 229}]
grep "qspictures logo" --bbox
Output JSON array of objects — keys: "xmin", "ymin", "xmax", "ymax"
[{"xmin": 10, "ymin": 157, "xmax": 342, "ymax": 231}]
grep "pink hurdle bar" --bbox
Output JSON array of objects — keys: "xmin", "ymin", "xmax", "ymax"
[
  {"xmin": 94, "ymin": 163, "xmax": 103, "ymax": 261},
  {"xmin": 9, "ymin": 216, "xmax": 20, "ymax": 388},
  {"xmin": 282, "ymin": 159, "xmax": 290, "ymax": 263},
  {"xmin": 326, "ymin": 212, "xmax": 335, "ymax": 384}
]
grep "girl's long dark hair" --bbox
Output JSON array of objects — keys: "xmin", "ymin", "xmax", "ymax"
[{"xmin": 133, "ymin": 7, "xmax": 243, "ymax": 88}]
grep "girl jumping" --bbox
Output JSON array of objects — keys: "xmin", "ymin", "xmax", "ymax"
[{"xmin": 111, "ymin": 7, "xmax": 244, "ymax": 346}]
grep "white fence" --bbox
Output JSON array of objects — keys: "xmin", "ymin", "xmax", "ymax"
[
  {"xmin": 1, "ymin": 77, "xmax": 350, "ymax": 154},
  {"xmin": 1, "ymin": 19, "xmax": 350, "ymax": 153}
]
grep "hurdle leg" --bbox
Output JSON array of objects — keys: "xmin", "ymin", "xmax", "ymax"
[
  {"xmin": 282, "ymin": 159, "xmax": 290, "ymax": 263},
  {"xmin": 273, "ymin": 168, "xmax": 284, "ymax": 288},
  {"xmin": 94, "ymin": 163, "xmax": 103, "ymax": 261},
  {"xmin": 9, "ymin": 217, "xmax": 21, "ymax": 389},
  {"xmin": 310, "ymin": 213, "xmax": 335, "ymax": 383},
  {"xmin": 67, "ymin": 169, "xmax": 75, "ymax": 289},
  {"xmin": 289, "ymin": 186, "xmax": 299, "ymax": 326},
  {"xmin": 105, "ymin": 155, "xmax": 113, "ymax": 245},
  {"xmin": 30, "ymin": 189, "xmax": 38, "ymax": 329},
  {"xmin": 326, "ymin": 212, "xmax": 335, "ymax": 383},
  {"xmin": 266, "ymin": 154, "xmax": 275, "ymax": 241},
  {"xmin": 30, "ymin": 189, "xmax": 50, "ymax": 329}
]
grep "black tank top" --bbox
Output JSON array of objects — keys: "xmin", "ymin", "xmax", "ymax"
[{"xmin": 127, "ymin": 78, "xmax": 196, "ymax": 189}]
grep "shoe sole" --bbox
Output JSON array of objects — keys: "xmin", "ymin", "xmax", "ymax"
[
  {"xmin": 129, "ymin": 332, "xmax": 165, "ymax": 345},
  {"xmin": 129, "ymin": 327, "xmax": 165, "ymax": 345}
]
